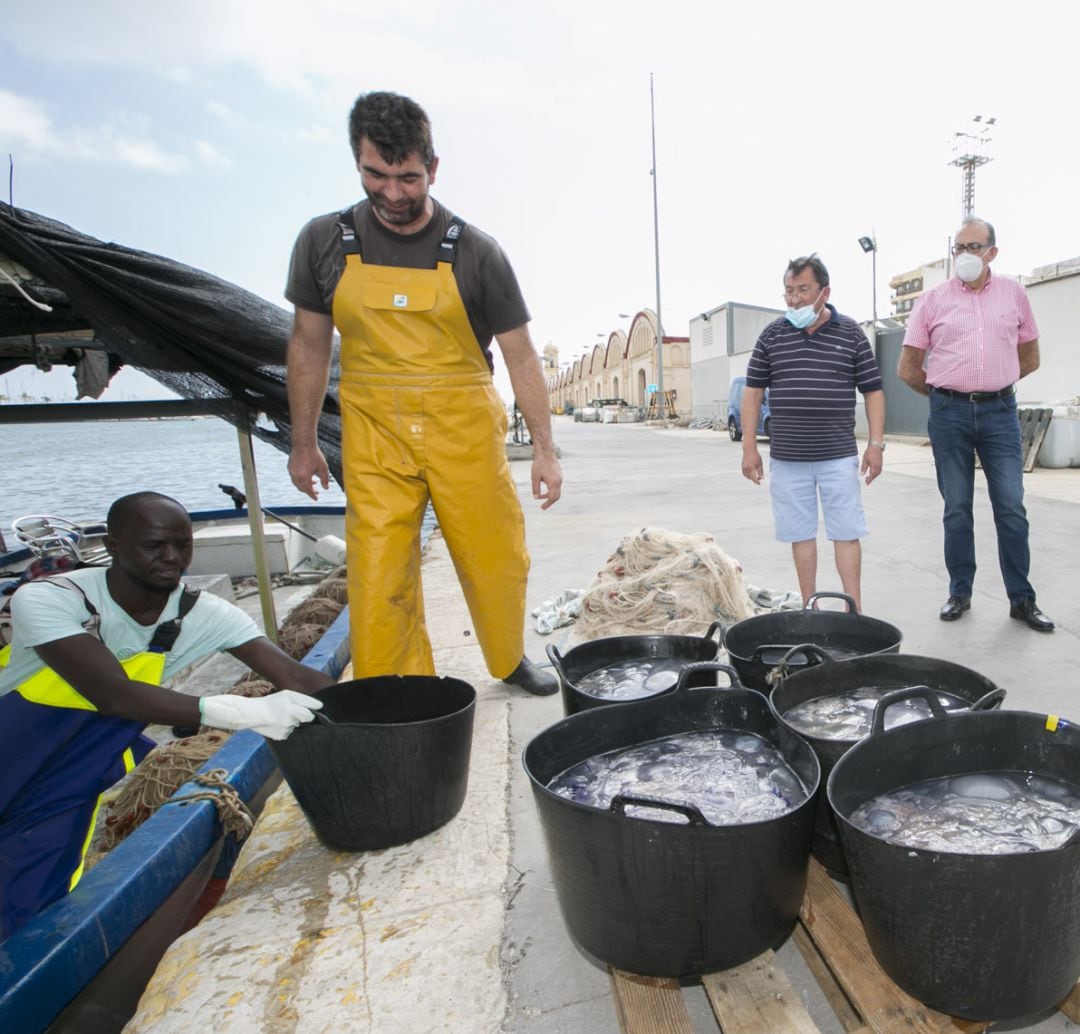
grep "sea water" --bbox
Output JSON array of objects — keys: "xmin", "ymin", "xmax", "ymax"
[
  {"xmin": 850, "ymin": 771, "xmax": 1080, "ymax": 854},
  {"xmin": 783, "ymin": 687, "xmax": 968, "ymax": 741},
  {"xmin": 0, "ymin": 417, "xmax": 345, "ymax": 540},
  {"xmin": 548, "ymin": 729, "xmax": 810, "ymax": 825}
]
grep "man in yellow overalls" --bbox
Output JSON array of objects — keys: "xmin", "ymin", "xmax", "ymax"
[
  {"xmin": 0, "ymin": 492, "xmax": 329, "ymax": 937},
  {"xmin": 285, "ymin": 91, "xmax": 562, "ymax": 694}
]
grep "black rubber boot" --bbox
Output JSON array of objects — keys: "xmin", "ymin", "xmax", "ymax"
[{"xmin": 502, "ymin": 656, "xmax": 558, "ymax": 696}]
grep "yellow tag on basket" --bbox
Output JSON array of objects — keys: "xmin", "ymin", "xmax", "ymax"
[{"xmin": 1046, "ymin": 714, "xmax": 1060, "ymax": 732}]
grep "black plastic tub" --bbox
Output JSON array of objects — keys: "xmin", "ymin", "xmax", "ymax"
[
  {"xmin": 829, "ymin": 708, "xmax": 1080, "ymax": 1020},
  {"xmin": 769, "ymin": 648, "xmax": 1004, "ymax": 876},
  {"xmin": 547, "ymin": 622, "xmax": 722, "ymax": 715},
  {"xmin": 269, "ymin": 675, "xmax": 475, "ymax": 851},
  {"xmin": 723, "ymin": 593, "xmax": 902, "ymax": 692},
  {"xmin": 523, "ymin": 663, "xmax": 819, "ymax": 977}
]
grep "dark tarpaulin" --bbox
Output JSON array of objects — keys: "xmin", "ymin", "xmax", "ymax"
[{"xmin": 0, "ymin": 203, "xmax": 342, "ymax": 483}]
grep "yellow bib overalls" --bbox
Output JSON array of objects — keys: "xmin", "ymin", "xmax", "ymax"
[{"xmin": 332, "ymin": 213, "xmax": 529, "ymax": 679}]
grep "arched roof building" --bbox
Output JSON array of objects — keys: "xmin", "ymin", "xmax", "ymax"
[{"xmin": 547, "ymin": 309, "xmax": 690, "ymax": 414}]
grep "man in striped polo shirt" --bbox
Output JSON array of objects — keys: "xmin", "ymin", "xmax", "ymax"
[
  {"xmin": 898, "ymin": 217, "xmax": 1053, "ymax": 632},
  {"xmin": 741, "ymin": 255, "xmax": 885, "ymax": 611}
]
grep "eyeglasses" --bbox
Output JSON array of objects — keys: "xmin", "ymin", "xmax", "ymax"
[
  {"xmin": 952, "ymin": 242, "xmax": 994, "ymax": 255},
  {"xmin": 782, "ymin": 285, "xmax": 821, "ymax": 300}
]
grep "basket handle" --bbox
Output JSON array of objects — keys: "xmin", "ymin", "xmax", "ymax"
[
  {"xmin": 545, "ymin": 643, "xmax": 566, "ymax": 679},
  {"xmin": 969, "ymin": 688, "xmax": 1006, "ymax": 711},
  {"xmin": 869, "ymin": 686, "xmax": 947, "ymax": 737},
  {"xmin": 609, "ymin": 793, "xmax": 708, "ymax": 826},
  {"xmin": 672, "ymin": 661, "xmax": 743, "ymax": 693},
  {"xmin": 805, "ymin": 591, "xmax": 859, "ymax": 614}
]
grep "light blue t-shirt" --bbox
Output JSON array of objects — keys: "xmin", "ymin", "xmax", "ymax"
[{"xmin": 0, "ymin": 567, "xmax": 261, "ymax": 696}]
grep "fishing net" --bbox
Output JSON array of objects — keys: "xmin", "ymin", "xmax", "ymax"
[
  {"xmin": 310, "ymin": 576, "xmax": 348, "ymax": 604},
  {"xmin": 284, "ymin": 595, "xmax": 345, "ymax": 628},
  {"xmin": 228, "ymin": 677, "xmax": 276, "ymax": 699},
  {"xmin": 278, "ymin": 622, "xmax": 327, "ymax": 659},
  {"xmin": 576, "ymin": 527, "xmax": 755, "ymax": 640},
  {"xmin": 97, "ymin": 731, "xmax": 233, "ymax": 852}
]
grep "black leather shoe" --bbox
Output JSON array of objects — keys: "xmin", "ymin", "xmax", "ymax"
[
  {"xmin": 939, "ymin": 596, "xmax": 971, "ymax": 621},
  {"xmin": 1010, "ymin": 598, "xmax": 1055, "ymax": 632},
  {"xmin": 503, "ymin": 656, "xmax": 559, "ymax": 696}
]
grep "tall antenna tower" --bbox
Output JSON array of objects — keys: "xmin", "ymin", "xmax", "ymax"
[{"xmin": 949, "ymin": 115, "xmax": 995, "ymax": 218}]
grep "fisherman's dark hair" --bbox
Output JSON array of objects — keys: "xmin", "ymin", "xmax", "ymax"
[
  {"xmin": 348, "ymin": 91, "xmax": 435, "ymax": 169},
  {"xmin": 107, "ymin": 492, "xmax": 187, "ymax": 536},
  {"xmin": 786, "ymin": 253, "xmax": 830, "ymax": 289}
]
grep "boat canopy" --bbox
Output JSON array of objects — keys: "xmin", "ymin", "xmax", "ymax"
[{"xmin": 0, "ymin": 204, "xmax": 343, "ymax": 482}]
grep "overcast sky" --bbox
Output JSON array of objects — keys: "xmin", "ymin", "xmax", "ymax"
[{"xmin": 2, "ymin": 1, "xmax": 1076, "ymax": 402}]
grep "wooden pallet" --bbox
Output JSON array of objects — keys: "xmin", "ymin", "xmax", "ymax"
[
  {"xmin": 609, "ymin": 858, "xmax": 1080, "ymax": 1033},
  {"xmin": 1019, "ymin": 407, "xmax": 1053, "ymax": 472}
]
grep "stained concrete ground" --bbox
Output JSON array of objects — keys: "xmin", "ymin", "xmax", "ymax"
[
  {"xmin": 128, "ymin": 416, "xmax": 1080, "ymax": 1033},
  {"xmin": 506, "ymin": 417, "xmax": 1079, "ymax": 1034}
]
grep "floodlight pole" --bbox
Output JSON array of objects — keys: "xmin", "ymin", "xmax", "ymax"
[
  {"xmin": 650, "ymin": 73, "xmax": 665, "ymax": 418},
  {"xmin": 949, "ymin": 115, "xmax": 994, "ymax": 220}
]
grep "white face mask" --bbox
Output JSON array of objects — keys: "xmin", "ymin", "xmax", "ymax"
[{"xmin": 955, "ymin": 252, "xmax": 985, "ymax": 282}]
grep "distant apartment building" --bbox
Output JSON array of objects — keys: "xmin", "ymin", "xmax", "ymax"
[{"xmin": 889, "ymin": 258, "xmax": 948, "ymax": 323}]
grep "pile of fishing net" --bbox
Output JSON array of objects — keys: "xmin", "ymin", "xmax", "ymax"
[
  {"xmin": 575, "ymin": 527, "xmax": 755, "ymax": 640},
  {"xmin": 277, "ymin": 577, "xmax": 347, "ymax": 658},
  {"xmin": 94, "ymin": 731, "xmax": 234, "ymax": 855}
]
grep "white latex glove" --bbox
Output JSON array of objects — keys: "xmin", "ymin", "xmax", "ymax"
[{"xmin": 200, "ymin": 690, "xmax": 324, "ymax": 741}]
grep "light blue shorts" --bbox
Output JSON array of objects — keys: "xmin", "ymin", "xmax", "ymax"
[{"xmin": 769, "ymin": 456, "xmax": 868, "ymax": 542}]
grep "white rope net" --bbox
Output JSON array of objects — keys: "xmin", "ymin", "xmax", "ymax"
[{"xmin": 575, "ymin": 527, "xmax": 755, "ymax": 640}]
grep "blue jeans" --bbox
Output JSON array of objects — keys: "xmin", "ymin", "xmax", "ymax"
[{"xmin": 928, "ymin": 390, "xmax": 1033, "ymax": 604}]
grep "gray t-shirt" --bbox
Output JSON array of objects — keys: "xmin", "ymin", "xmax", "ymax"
[{"xmin": 285, "ymin": 199, "xmax": 530, "ymax": 371}]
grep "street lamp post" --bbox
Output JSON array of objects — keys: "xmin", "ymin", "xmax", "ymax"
[
  {"xmin": 858, "ymin": 234, "xmax": 877, "ymax": 327},
  {"xmin": 649, "ymin": 74, "xmax": 665, "ymax": 418}
]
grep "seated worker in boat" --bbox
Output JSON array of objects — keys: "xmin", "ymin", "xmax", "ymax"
[
  {"xmin": 285, "ymin": 90, "xmax": 562, "ymax": 695},
  {"xmin": 0, "ymin": 491, "xmax": 332, "ymax": 940}
]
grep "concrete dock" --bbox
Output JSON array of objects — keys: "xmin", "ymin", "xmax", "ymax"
[{"xmin": 129, "ymin": 416, "xmax": 1079, "ymax": 1033}]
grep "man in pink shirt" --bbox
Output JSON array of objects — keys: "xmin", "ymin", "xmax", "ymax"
[{"xmin": 898, "ymin": 216, "xmax": 1053, "ymax": 632}]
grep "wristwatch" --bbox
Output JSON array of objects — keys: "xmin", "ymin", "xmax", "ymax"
[{"xmin": 867, "ymin": 439, "xmax": 886, "ymax": 451}]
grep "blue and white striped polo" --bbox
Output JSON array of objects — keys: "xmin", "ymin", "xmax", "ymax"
[{"xmin": 745, "ymin": 304, "xmax": 883, "ymax": 462}]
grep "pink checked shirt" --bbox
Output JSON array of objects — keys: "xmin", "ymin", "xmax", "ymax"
[{"xmin": 903, "ymin": 269, "xmax": 1039, "ymax": 392}]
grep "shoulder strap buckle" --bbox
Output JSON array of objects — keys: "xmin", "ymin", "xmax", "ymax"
[
  {"xmin": 437, "ymin": 217, "xmax": 465, "ymax": 266},
  {"xmin": 337, "ymin": 207, "xmax": 362, "ymax": 257}
]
